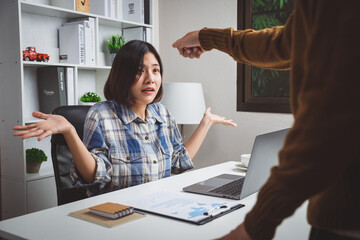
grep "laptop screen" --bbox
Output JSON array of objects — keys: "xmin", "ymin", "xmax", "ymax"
[{"xmin": 239, "ymin": 128, "xmax": 289, "ymax": 199}]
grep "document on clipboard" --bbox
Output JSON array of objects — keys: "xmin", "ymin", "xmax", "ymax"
[{"xmin": 124, "ymin": 191, "xmax": 244, "ymax": 225}]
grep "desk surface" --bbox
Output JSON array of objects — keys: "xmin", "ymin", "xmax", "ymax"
[{"xmin": 0, "ymin": 161, "xmax": 309, "ymax": 240}]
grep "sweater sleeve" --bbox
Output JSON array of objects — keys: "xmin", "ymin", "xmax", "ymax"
[{"xmin": 199, "ymin": 13, "xmax": 293, "ymax": 70}]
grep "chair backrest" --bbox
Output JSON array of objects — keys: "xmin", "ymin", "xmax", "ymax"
[{"xmin": 51, "ymin": 105, "xmax": 91, "ymax": 205}]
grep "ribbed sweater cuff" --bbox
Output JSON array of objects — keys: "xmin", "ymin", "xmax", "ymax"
[{"xmin": 199, "ymin": 27, "xmax": 233, "ymax": 52}]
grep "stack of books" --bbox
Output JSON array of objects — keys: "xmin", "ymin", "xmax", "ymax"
[
  {"xmin": 90, "ymin": 0, "xmax": 150, "ymax": 24},
  {"xmin": 59, "ymin": 17, "xmax": 96, "ymax": 66}
]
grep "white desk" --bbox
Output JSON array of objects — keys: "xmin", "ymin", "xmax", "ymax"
[{"xmin": 0, "ymin": 161, "xmax": 309, "ymax": 240}]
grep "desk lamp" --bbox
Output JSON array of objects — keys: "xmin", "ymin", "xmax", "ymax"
[{"xmin": 161, "ymin": 82, "xmax": 206, "ymax": 137}]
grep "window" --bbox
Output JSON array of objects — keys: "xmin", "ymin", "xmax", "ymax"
[{"xmin": 237, "ymin": 0, "xmax": 294, "ymax": 113}]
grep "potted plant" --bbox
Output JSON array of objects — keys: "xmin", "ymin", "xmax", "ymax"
[
  {"xmin": 105, "ymin": 34, "xmax": 126, "ymax": 64},
  {"xmin": 80, "ymin": 92, "xmax": 102, "ymax": 105},
  {"xmin": 26, "ymin": 148, "xmax": 47, "ymax": 173}
]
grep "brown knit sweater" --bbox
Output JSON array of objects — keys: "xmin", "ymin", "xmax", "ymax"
[{"xmin": 199, "ymin": 0, "xmax": 360, "ymax": 239}]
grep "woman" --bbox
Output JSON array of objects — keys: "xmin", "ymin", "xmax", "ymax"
[{"xmin": 13, "ymin": 40, "xmax": 237, "ymax": 196}]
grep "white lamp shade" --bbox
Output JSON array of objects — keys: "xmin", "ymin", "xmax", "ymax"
[{"xmin": 161, "ymin": 82, "xmax": 206, "ymax": 124}]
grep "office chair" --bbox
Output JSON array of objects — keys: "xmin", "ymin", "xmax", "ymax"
[{"xmin": 51, "ymin": 105, "xmax": 91, "ymax": 205}]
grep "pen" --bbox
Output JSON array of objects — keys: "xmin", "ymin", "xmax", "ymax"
[{"xmin": 203, "ymin": 205, "xmax": 228, "ymax": 216}]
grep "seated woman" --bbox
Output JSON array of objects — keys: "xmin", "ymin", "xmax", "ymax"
[{"xmin": 13, "ymin": 40, "xmax": 237, "ymax": 196}]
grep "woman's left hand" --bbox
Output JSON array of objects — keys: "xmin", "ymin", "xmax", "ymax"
[
  {"xmin": 184, "ymin": 107, "xmax": 237, "ymax": 159},
  {"xmin": 203, "ymin": 107, "xmax": 237, "ymax": 128}
]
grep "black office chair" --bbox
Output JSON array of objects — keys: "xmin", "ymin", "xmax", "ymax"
[{"xmin": 51, "ymin": 105, "xmax": 91, "ymax": 205}]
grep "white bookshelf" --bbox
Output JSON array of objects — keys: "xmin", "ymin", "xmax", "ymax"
[{"xmin": 0, "ymin": 0, "xmax": 154, "ymax": 220}]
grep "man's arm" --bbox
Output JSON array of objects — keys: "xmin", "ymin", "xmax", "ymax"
[
  {"xmin": 199, "ymin": 26, "xmax": 291, "ymax": 70},
  {"xmin": 173, "ymin": 12, "xmax": 294, "ymax": 70}
]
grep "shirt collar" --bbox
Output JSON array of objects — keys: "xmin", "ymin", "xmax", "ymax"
[
  {"xmin": 146, "ymin": 104, "xmax": 165, "ymax": 124},
  {"xmin": 115, "ymin": 102, "xmax": 165, "ymax": 125}
]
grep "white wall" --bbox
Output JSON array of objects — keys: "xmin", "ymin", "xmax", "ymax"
[{"xmin": 158, "ymin": 0, "xmax": 294, "ymax": 169}]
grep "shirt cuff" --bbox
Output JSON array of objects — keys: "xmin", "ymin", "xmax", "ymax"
[
  {"xmin": 71, "ymin": 154, "xmax": 111, "ymax": 196},
  {"xmin": 171, "ymin": 147, "xmax": 194, "ymax": 173}
]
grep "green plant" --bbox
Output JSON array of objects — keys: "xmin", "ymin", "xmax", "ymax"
[
  {"xmin": 26, "ymin": 148, "xmax": 47, "ymax": 163},
  {"xmin": 80, "ymin": 92, "xmax": 101, "ymax": 102},
  {"xmin": 105, "ymin": 34, "xmax": 126, "ymax": 54},
  {"xmin": 250, "ymin": 0, "xmax": 294, "ymax": 97}
]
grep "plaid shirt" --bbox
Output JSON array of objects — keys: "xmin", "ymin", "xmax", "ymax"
[{"xmin": 71, "ymin": 101, "xmax": 194, "ymax": 196}]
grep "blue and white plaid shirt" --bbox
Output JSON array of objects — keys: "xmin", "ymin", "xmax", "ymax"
[{"xmin": 71, "ymin": 101, "xmax": 194, "ymax": 196}]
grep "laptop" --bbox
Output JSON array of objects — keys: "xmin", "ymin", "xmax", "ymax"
[{"xmin": 183, "ymin": 128, "xmax": 289, "ymax": 200}]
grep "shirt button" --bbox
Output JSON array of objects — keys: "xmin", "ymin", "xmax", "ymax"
[
  {"xmin": 153, "ymin": 160, "xmax": 157, "ymax": 164},
  {"xmin": 126, "ymin": 156, "xmax": 130, "ymax": 160},
  {"xmin": 145, "ymin": 136, "xmax": 149, "ymax": 140}
]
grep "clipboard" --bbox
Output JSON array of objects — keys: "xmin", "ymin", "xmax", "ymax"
[{"xmin": 124, "ymin": 191, "xmax": 245, "ymax": 225}]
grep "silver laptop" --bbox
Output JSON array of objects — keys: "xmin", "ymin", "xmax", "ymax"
[{"xmin": 183, "ymin": 128, "xmax": 289, "ymax": 200}]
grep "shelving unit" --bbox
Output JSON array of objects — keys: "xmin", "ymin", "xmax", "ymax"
[{"xmin": 0, "ymin": 0, "xmax": 154, "ymax": 220}]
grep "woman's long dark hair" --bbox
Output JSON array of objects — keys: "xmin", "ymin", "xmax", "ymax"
[{"xmin": 104, "ymin": 40, "xmax": 163, "ymax": 106}]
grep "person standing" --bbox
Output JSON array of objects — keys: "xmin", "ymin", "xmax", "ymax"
[{"xmin": 172, "ymin": 0, "xmax": 360, "ymax": 239}]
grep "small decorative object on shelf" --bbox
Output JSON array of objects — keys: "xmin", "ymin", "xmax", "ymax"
[
  {"xmin": 80, "ymin": 92, "xmax": 102, "ymax": 105},
  {"xmin": 26, "ymin": 148, "xmax": 47, "ymax": 174},
  {"xmin": 76, "ymin": 0, "xmax": 89, "ymax": 13},
  {"xmin": 105, "ymin": 34, "xmax": 126, "ymax": 64},
  {"xmin": 22, "ymin": 47, "xmax": 50, "ymax": 62}
]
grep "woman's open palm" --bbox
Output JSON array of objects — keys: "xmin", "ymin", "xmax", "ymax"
[
  {"xmin": 13, "ymin": 111, "xmax": 72, "ymax": 141},
  {"xmin": 204, "ymin": 107, "xmax": 237, "ymax": 128}
]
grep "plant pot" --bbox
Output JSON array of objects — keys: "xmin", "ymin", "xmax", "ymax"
[
  {"xmin": 107, "ymin": 53, "xmax": 116, "ymax": 66},
  {"xmin": 79, "ymin": 101, "xmax": 96, "ymax": 106},
  {"xmin": 110, "ymin": 53, "xmax": 116, "ymax": 63},
  {"xmin": 26, "ymin": 161, "xmax": 42, "ymax": 173}
]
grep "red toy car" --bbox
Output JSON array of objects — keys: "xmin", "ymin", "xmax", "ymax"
[{"xmin": 23, "ymin": 47, "xmax": 50, "ymax": 62}]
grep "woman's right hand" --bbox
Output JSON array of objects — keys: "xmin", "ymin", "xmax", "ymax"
[{"xmin": 13, "ymin": 111, "xmax": 74, "ymax": 141}]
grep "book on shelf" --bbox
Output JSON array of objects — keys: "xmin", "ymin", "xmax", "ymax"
[
  {"xmin": 37, "ymin": 67, "xmax": 67, "ymax": 114},
  {"xmin": 89, "ymin": 202, "xmax": 134, "ymax": 219},
  {"xmin": 123, "ymin": 26, "xmax": 152, "ymax": 43},
  {"xmin": 59, "ymin": 24, "xmax": 85, "ymax": 65},
  {"xmin": 116, "ymin": 0, "xmax": 123, "ymax": 20},
  {"xmin": 90, "ymin": 0, "xmax": 119, "ymax": 18},
  {"xmin": 122, "ymin": 0, "xmax": 144, "ymax": 23},
  {"xmin": 63, "ymin": 17, "xmax": 96, "ymax": 66},
  {"xmin": 109, "ymin": 0, "xmax": 116, "ymax": 18},
  {"xmin": 144, "ymin": 27, "xmax": 152, "ymax": 43},
  {"xmin": 144, "ymin": 0, "xmax": 150, "ymax": 24},
  {"xmin": 89, "ymin": 0, "xmax": 147, "ymax": 21},
  {"xmin": 89, "ymin": 0, "xmax": 108, "ymax": 17},
  {"xmin": 65, "ymin": 67, "xmax": 75, "ymax": 105}
]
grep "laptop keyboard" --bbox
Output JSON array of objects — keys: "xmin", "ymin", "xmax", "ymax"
[{"xmin": 209, "ymin": 177, "xmax": 245, "ymax": 196}]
